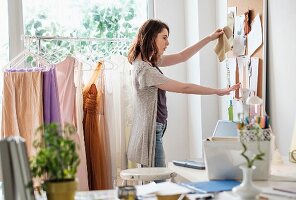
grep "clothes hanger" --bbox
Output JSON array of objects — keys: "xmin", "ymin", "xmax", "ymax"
[
  {"xmin": 3, "ymin": 50, "xmax": 51, "ymax": 71},
  {"xmin": 73, "ymin": 43, "xmax": 97, "ymax": 71}
]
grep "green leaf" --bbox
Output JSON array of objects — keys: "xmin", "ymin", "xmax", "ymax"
[
  {"xmin": 36, "ymin": 29, "xmax": 47, "ymax": 36},
  {"xmin": 34, "ymin": 21, "xmax": 42, "ymax": 29}
]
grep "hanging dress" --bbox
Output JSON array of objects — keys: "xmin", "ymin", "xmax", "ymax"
[
  {"xmin": 83, "ymin": 62, "xmax": 112, "ymax": 190},
  {"xmin": 104, "ymin": 55, "xmax": 134, "ymax": 186},
  {"xmin": 1, "ymin": 70, "xmax": 44, "ymax": 156},
  {"xmin": 55, "ymin": 56, "xmax": 89, "ymax": 190},
  {"xmin": 42, "ymin": 67, "xmax": 62, "ymax": 125}
]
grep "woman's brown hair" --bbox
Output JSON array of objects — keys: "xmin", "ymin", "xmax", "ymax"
[{"xmin": 128, "ymin": 19, "xmax": 169, "ymax": 67}]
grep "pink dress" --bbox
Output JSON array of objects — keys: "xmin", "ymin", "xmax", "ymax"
[{"xmin": 55, "ymin": 56, "xmax": 89, "ymax": 190}]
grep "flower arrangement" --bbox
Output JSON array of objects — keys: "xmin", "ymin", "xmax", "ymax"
[{"xmin": 237, "ymin": 122, "xmax": 265, "ymax": 168}]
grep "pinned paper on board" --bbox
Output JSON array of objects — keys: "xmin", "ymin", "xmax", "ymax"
[
  {"xmin": 249, "ymin": 57, "xmax": 259, "ymax": 95},
  {"xmin": 237, "ymin": 56, "xmax": 250, "ymax": 89},
  {"xmin": 233, "ymin": 99, "xmax": 244, "ymax": 122},
  {"xmin": 234, "ymin": 15, "xmax": 245, "ymax": 36},
  {"xmin": 247, "ymin": 14, "xmax": 263, "ymax": 56},
  {"xmin": 233, "ymin": 35, "xmax": 246, "ymax": 56},
  {"xmin": 227, "ymin": 7, "xmax": 236, "ymax": 46},
  {"xmin": 226, "ymin": 58, "xmax": 237, "ymax": 97}
]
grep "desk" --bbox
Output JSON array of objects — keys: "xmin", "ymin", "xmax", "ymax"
[
  {"xmin": 1, "ymin": 162, "xmax": 295, "ymax": 200},
  {"xmin": 168, "ymin": 161, "xmax": 296, "ymax": 200}
]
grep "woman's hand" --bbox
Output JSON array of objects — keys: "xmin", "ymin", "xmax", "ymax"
[
  {"xmin": 216, "ymin": 83, "xmax": 241, "ymax": 96},
  {"xmin": 208, "ymin": 28, "xmax": 224, "ymax": 41}
]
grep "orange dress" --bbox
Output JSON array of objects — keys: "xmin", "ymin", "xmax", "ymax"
[{"xmin": 83, "ymin": 62, "xmax": 112, "ymax": 190}]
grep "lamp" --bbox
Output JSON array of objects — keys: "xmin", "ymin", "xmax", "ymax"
[{"xmin": 246, "ymin": 95, "xmax": 263, "ymax": 121}]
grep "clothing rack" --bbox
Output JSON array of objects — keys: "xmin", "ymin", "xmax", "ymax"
[
  {"xmin": 22, "ymin": 35, "xmax": 132, "ymax": 64},
  {"xmin": 22, "ymin": 35, "xmax": 131, "ymax": 42}
]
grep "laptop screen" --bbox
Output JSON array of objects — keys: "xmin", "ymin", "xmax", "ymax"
[{"xmin": 212, "ymin": 120, "xmax": 238, "ymax": 137}]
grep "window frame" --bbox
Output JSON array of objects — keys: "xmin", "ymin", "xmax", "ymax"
[{"xmin": 7, "ymin": 0, "xmax": 154, "ymax": 59}]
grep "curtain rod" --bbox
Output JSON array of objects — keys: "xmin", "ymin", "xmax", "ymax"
[{"xmin": 22, "ymin": 35, "xmax": 131, "ymax": 42}]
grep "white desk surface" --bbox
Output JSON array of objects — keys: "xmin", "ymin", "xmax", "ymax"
[
  {"xmin": 168, "ymin": 161, "xmax": 296, "ymax": 200},
  {"xmin": 1, "ymin": 161, "xmax": 295, "ymax": 200}
]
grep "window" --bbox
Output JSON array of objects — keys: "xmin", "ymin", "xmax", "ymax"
[
  {"xmin": 22, "ymin": 0, "xmax": 149, "ymax": 62},
  {"xmin": 23, "ymin": 0, "xmax": 148, "ymax": 38},
  {"xmin": 0, "ymin": 0, "xmax": 9, "ymax": 66},
  {"xmin": 0, "ymin": 0, "xmax": 151, "ymax": 131},
  {"xmin": 0, "ymin": 0, "xmax": 9, "ymax": 131}
]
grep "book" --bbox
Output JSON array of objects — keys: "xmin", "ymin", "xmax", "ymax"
[
  {"xmin": 0, "ymin": 139, "xmax": 15, "ymax": 200},
  {"xmin": 15, "ymin": 137, "xmax": 35, "ymax": 199},
  {"xmin": 180, "ymin": 180, "xmax": 241, "ymax": 193},
  {"xmin": 172, "ymin": 160, "xmax": 206, "ymax": 170},
  {"xmin": 0, "ymin": 137, "xmax": 35, "ymax": 200}
]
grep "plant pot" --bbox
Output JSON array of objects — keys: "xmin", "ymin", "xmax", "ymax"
[
  {"xmin": 239, "ymin": 127, "xmax": 272, "ymax": 142},
  {"xmin": 232, "ymin": 165, "xmax": 261, "ymax": 200},
  {"xmin": 45, "ymin": 180, "xmax": 77, "ymax": 200}
]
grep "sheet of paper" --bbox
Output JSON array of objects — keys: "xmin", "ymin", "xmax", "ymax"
[
  {"xmin": 247, "ymin": 14, "xmax": 263, "ymax": 56},
  {"xmin": 135, "ymin": 182, "xmax": 191, "ymax": 196},
  {"xmin": 234, "ymin": 15, "xmax": 245, "ymax": 36},
  {"xmin": 233, "ymin": 35, "xmax": 246, "ymax": 56},
  {"xmin": 135, "ymin": 182, "xmax": 158, "ymax": 196},
  {"xmin": 249, "ymin": 57, "xmax": 259, "ymax": 95},
  {"xmin": 226, "ymin": 58, "xmax": 237, "ymax": 97},
  {"xmin": 227, "ymin": 7, "xmax": 236, "ymax": 46},
  {"xmin": 237, "ymin": 56, "xmax": 250, "ymax": 89},
  {"xmin": 155, "ymin": 182, "xmax": 192, "ymax": 195},
  {"xmin": 233, "ymin": 99, "xmax": 244, "ymax": 122},
  {"xmin": 226, "ymin": 58, "xmax": 237, "ymax": 87}
]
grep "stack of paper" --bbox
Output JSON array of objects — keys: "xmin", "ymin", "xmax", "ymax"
[{"xmin": 135, "ymin": 182, "xmax": 192, "ymax": 199}]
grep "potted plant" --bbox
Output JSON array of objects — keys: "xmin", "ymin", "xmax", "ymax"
[
  {"xmin": 232, "ymin": 122, "xmax": 268, "ymax": 199},
  {"xmin": 30, "ymin": 123, "xmax": 80, "ymax": 200}
]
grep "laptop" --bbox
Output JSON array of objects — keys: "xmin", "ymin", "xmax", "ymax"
[
  {"xmin": 203, "ymin": 120, "xmax": 271, "ymax": 181},
  {"xmin": 212, "ymin": 120, "xmax": 238, "ymax": 138}
]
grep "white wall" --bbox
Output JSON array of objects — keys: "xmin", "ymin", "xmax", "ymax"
[
  {"xmin": 216, "ymin": 0, "xmax": 228, "ymax": 120},
  {"xmin": 267, "ymin": 0, "xmax": 296, "ymax": 156},
  {"xmin": 155, "ymin": 0, "xmax": 219, "ymax": 161},
  {"xmin": 196, "ymin": 0, "xmax": 219, "ymax": 143},
  {"xmin": 154, "ymin": 0, "xmax": 189, "ymax": 162},
  {"xmin": 184, "ymin": 0, "xmax": 203, "ymax": 159},
  {"xmin": 184, "ymin": 0, "xmax": 220, "ymax": 159}
]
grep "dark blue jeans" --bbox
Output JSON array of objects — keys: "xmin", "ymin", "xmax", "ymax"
[{"xmin": 155, "ymin": 122, "xmax": 167, "ymax": 167}]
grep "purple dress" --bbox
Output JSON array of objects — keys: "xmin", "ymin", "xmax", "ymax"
[{"xmin": 42, "ymin": 67, "xmax": 62, "ymax": 124}]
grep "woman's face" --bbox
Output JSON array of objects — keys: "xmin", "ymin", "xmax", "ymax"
[{"xmin": 155, "ymin": 28, "xmax": 169, "ymax": 56}]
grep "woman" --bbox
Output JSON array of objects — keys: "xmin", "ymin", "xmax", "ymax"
[{"xmin": 127, "ymin": 19, "xmax": 240, "ymax": 167}]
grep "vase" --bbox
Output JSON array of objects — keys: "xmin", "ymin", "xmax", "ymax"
[{"xmin": 232, "ymin": 165, "xmax": 261, "ymax": 200}]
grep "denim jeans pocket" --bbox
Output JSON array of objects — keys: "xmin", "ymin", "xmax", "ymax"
[{"xmin": 156, "ymin": 122, "xmax": 167, "ymax": 138}]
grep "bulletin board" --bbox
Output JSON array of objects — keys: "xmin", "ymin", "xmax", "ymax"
[{"xmin": 227, "ymin": 0, "xmax": 267, "ymax": 100}]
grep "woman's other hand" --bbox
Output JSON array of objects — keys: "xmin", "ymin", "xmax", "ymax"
[
  {"xmin": 216, "ymin": 83, "xmax": 241, "ymax": 96},
  {"xmin": 208, "ymin": 28, "xmax": 224, "ymax": 41}
]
